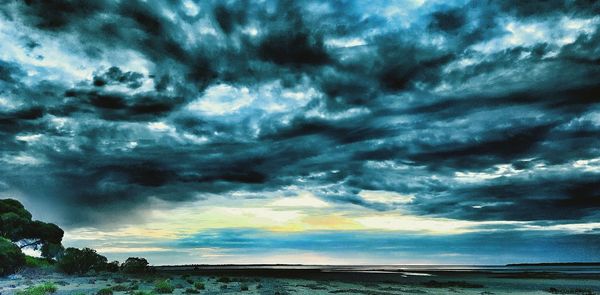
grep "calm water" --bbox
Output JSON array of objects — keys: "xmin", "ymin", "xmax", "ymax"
[{"xmin": 158, "ymin": 264, "xmax": 600, "ymax": 274}]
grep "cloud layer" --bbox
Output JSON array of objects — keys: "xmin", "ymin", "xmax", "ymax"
[{"xmin": 0, "ymin": 0, "xmax": 598, "ymax": 262}]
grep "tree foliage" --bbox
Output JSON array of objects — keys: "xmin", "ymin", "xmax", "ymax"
[
  {"xmin": 106, "ymin": 260, "xmax": 120, "ymax": 273},
  {"xmin": 57, "ymin": 247, "xmax": 108, "ymax": 274},
  {"xmin": 0, "ymin": 237, "xmax": 26, "ymax": 276},
  {"xmin": 120, "ymin": 257, "xmax": 149, "ymax": 274},
  {"xmin": 0, "ymin": 199, "xmax": 64, "ymax": 260}
]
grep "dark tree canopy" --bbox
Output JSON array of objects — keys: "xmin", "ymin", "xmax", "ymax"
[
  {"xmin": 106, "ymin": 260, "xmax": 120, "ymax": 273},
  {"xmin": 58, "ymin": 247, "xmax": 108, "ymax": 274},
  {"xmin": 0, "ymin": 198, "xmax": 64, "ymax": 259},
  {"xmin": 0, "ymin": 237, "xmax": 25, "ymax": 276},
  {"xmin": 120, "ymin": 257, "xmax": 150, "ymax": 274}
]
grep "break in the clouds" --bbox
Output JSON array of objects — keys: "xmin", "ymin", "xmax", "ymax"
[{"xmin": 1, "ymin": 0, "xmax": 599, "ymax": 264}]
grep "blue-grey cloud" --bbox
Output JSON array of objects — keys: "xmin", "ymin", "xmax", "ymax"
[{"xmin": 0, "ymin": 0, "xmax": 598, "ymax": 237}]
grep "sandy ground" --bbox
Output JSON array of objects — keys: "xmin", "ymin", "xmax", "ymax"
[{"xmin": 1, "ymin": 269, "xmax": 600, "ymax": 294}]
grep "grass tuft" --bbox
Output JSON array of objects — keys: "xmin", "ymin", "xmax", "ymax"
[
  {"xmin": 16, "ymin": 282, "xmax": 57, "ymax": 295},
  {"xmin": 193, "ymin": 281, "xmax": 205, "ymax": 290},
  {"xmin": 154, "ymin": 279, "xmax": 175, "ymax": 294}
]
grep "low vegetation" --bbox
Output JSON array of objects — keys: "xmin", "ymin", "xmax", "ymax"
[
  {"xmin": 16, "ymin": 282, "xmax": 57, "ymax": 295},
  {"xmin": 193, "ymin": 281, "xmax": 205, "ymax": 290},
  {"xmin": 24, "ymin": 255, "xmax": 53, "ymax": 268},
  {"xmin": 422, "ymin": 280, "xmax": 484, "ymax": 288},
  {"xmin": 154, "ymin": 279, "xmax": 175, "ymax": 294},
  {"xmin": 110, "ymin": 284, "xmax": 129, "ymax": 291},
  {"xmin": 95, "ymin": 288, "xmax": 113, "ymax": 295},
  {"xmin": 546, "ymin": 287, "xmax": 597, "ymax": 295}
]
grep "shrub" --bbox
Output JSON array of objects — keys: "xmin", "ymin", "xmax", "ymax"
[
  {"xmin": 240, "ymin": 283, "xmax": 249, "ymax": 291},
  {"xmin": 217, "ymin": 276, "xmax": 231, "ymax": 283},
  {"xmin": 193, "ymin": 281, "xmax": 205, "ymax": 290},
  {"xmin": 154, "ymin": 279, "xmax": 175, "ymax": 294},
  {"xmin": 120, "ymin": 257, "xmax": 149, "ymax": 274},
  {"xmin": 0, "ymin": 237, "xmax": 26, "ymax": 275},
  {"xmin": 16, "ymin": 282, "xmax": 57, "ymax": 295},
  {"xmin": 106, "ymin": 260, "xmax": 120, "ymax": 272},
  {"xmin": 111, "ymin": 285, "xmax": 129, "ymax": 291},
  {"xmin": 24, "ymin": 255, "xmax": 52, "ymax": 268},
  {"xmin": 96, "ymin": 288, "xmax": 113, "ymax": 295},
  {"xmin": 57, "ymin": 247, "xmax": 107, "ymax": 274}
]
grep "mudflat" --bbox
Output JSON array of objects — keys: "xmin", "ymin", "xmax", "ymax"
[{"xmin": 2, "ymin": 265, "xmax": 600, "ymax": 294}]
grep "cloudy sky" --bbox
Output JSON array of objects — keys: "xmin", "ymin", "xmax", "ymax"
[{"xmin": 1, "ymin": 0, "xmax": 599, "ymax": 265}]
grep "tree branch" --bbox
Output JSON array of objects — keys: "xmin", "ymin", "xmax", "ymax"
[{"xmin": 19, "ymin": 239, "xmax": 42, "ymax": 249}]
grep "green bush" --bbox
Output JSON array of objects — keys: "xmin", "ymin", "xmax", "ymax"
[
  {"xmin": 16, "ymin": 282, "xmax": 57, "ymax": 295},
  {"xmin": 240, "ymin": 283, "xmax": 249, "ymax": 291},
  {"xmin": 217, "ymin": 276, "xmax": 231, "ymax": 283},
  {"xmin": 154, "ymin": 279, "xmax": 175, "ymax": 294},
  {"xmin": 120, "ymin": 257, "xmax": 149, "ymax": 274},
  {"xmin": 193, "ymin": 281, "xmax": 205, "ymax": 290},
  {"xmin": 96, "ymin": 288, "xmax": 113, "ymax": 295},
  {"xmin": 57, "ymin": 247, "xmax": 107, "ymax": 274},
  {"xmin": 111, "ymin": 284, "xmax": 129, "ymax": 291},
  {"xmin": 24, "ymin": 255, "xmax": 52, "ymax": 268},
  {"xmin": 105, "ymin": 260, "xmax": 120, "ymax": 272},
  {"xmin": 0, "ymin": 237, "xmax": 25, "ymax": 275}
]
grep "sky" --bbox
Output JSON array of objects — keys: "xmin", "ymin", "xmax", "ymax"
[{"xmin": 0, "ymin": 0, "xmax": 599, "ymax": 265}]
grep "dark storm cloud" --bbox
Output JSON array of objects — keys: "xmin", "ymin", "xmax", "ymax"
[
  {"xmin": 495, "ymin": 0, "xmax": 600, "ymax": 18},
  {"xmin": 93, "ymin": 67, "xmax": 144, "ymax": 89},
  {"xmin": 0, "ymin": 0, "xmax": 599, "ymax": 228},
  {"xmin": 61, "ymin": 89, "xmax": 183, "ymax": 121},
  {"xmin": 415, "ymin": 172, "xmax": 600, "ymax": 221}
]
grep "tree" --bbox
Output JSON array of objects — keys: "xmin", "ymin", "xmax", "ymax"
[
  {"xmin": 0, "ymin": 199, "xmax": 64, "ymax": 260},
  {"xmin": 0, "ymin": 199, "xmax": 32, "ymax": 240},
  {"xmin": 58, "ymin": 247, "xmax": 108, "ymax": 274},
  {"xmin": 106, "ymin": 261, "xmax": 120, "ymax": 273},
  {"xmin": 0, "ymin": 237, "xmax": 25, "ymax": 275},
  {"xmin": 120, "ymin": 257, "xmax": 149, "ymax": 274}
]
